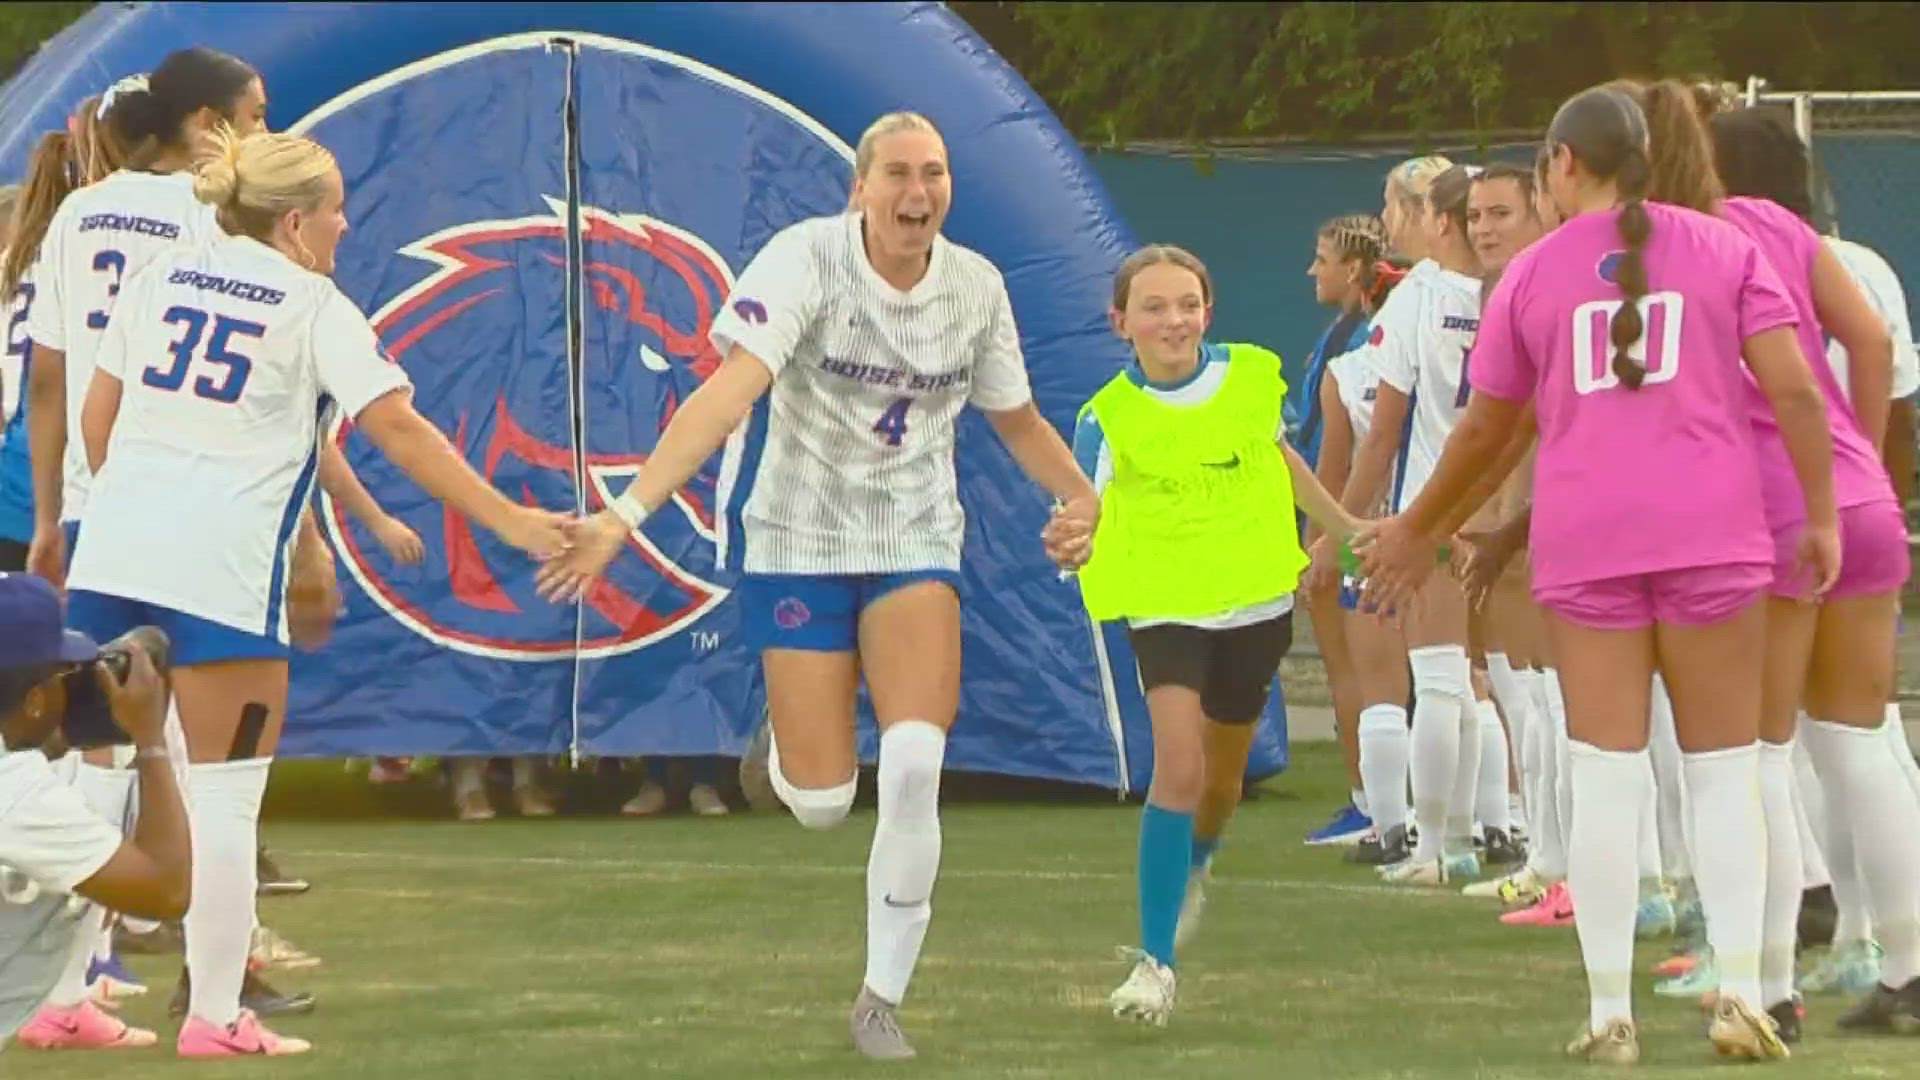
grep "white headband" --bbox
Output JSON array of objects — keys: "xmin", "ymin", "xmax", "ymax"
[{"xmin": 96, "ymin": 74, "xmax": 150, "ymax": 120}]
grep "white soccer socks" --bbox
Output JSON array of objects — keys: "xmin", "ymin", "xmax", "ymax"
[
  {"xmin": 184, "ymin": 757, "xmax": 272, "ymax": 1027},
  {"xmin": 1568, "ymin": 742, "xmax": 1649, "ymax": 1031},
  {"xmin": 767, "ymin": 726, "xmax": 856, "ymax": 831},
  {"xmin": 1684, "ymin": 744, "xmax": 1767, "ymax": 1011},
  {"xmin": 1408, "ymin": 646, "xmax": 1471, "ymax": 863},
  {"xmin": 1757, "ymin": 741, "xmax": 1804, "ymax": 1007},
  {"xmin": 1358, "ymin": 704, "xmax": 1411, "ymax": 841},
  {"xmin": 864, "ymin": 721, "xmax": 946, "ymax": 1005},
  {"xmin": 1803, "ymin": 717, "xmax": 1920, "ymax": 987}
]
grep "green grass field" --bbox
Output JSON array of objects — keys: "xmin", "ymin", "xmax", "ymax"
[{"xmin": 11, "ymin": 743, "xmax": 1919, "ymax": 1079}]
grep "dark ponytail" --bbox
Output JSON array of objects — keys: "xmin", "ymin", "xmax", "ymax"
[
  {"xmin": 106, "ymin": 47, "xmax": 256, "ymax": 168},
  {"xmin": 2, "ymin": 132, "xmax": 77, "ymax": 298},
  {"xmin": 1548, "ymin": 85, "xmax": 1658, "ymax": 390}
]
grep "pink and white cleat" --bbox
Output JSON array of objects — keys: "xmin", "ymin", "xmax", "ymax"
[
  {"xmin": 15, "ymin": 1000, "xmax": 158, "ymax": 1050},
  {"xmin": 176, "ymin": 1009, "xmax": 312, "ymax": 1058},
  {"xmin": 1500, "ymin": 880, "xmax": 1575, "ymax": 927}
]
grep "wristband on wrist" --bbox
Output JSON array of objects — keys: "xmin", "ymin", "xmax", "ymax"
[
  {"xmin": 609, "ymin": 489, "xmax": 651, "ymax": 530},
  {"xmin": 134, "ymin": 745, "xmax": 169, "ymax": 762}
]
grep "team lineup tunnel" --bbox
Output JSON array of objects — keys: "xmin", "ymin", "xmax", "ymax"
[{"xmin": 0, "ymin": 2, "xmax": 1291, "ymax": 793}]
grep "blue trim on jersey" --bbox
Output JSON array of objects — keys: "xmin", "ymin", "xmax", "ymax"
[
  {"xmin": 264, "ymin": 405, "xmax": 324, "ymax": 637},
  {"xmin": 1070, "ymin": 409, "xmax": 1105, "ymax": 492},
  {"xmin": 1121, "ymin": 341, "xmax": 1226, "ymax": 392},
  {"xmin": 721, "ymin": 394, "xmax": 773, "ymax": 575},
  {"xmin": 1289, "ymin": 311, "xmax": 1369, "ymax": 468},
  {"xmin": 0, "ymin": 347, "xmax": 31, "ymax": 544},
  {"xmin": 1387, "ymin": 386, "xmax": 1417, "ymax": 511}
]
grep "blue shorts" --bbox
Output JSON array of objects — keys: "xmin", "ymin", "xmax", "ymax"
[
  {"xmin": 736, "ymin": 570, "xmax": 961, "ymax": 652},
  {"xmin": 67, "ymin": 589, "xmax": 287, "ymax": 667}
]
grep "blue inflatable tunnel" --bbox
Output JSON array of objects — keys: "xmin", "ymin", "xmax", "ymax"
[{"xmin": 0, "ymin": 2, "xmax": 1289, "ymax": 793}]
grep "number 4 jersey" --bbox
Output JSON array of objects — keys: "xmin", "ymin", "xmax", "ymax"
[
  {"xmin": 67, "ymin": 233, "xmax": 411, "ymax": 642},
  {"xmin": 25, "ymin": 170, "xmax": 225, "ymax": 524},
  {"xmin": 708, "ymin": 212, "xmax": 1033, "ymax": 575}
]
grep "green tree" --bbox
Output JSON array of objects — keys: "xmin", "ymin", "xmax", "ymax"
[
  {"xmin": 950, "ymin": 1, "xmax": 1920, "ymax": 144},
  {"xmin": 0, "ymin": 3, "xmax": 94, "ymax": 83}
]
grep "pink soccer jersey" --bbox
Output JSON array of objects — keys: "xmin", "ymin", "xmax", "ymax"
[
  {"xmin": 1470, "ymin": 201, "xmax": 1799, "ymax": 590},
  {"xmin": 1719, "ymin": 195, "xmax": 1896, "ymax": 526}
]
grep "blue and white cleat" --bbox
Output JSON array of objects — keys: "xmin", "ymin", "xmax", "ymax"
[{"xmin": 1305, "ymin": 803, "xmax": 1374, "ymax": 846}]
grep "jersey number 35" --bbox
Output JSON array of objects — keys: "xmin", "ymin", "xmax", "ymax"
[{"xmin": 143, "ymin": 306, "xmax": 264, "ymax": 404}]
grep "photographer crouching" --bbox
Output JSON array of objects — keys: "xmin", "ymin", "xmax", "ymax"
[{"xmin": 0, "ymin": 573, "xmax": 187, "ymax": 1050}]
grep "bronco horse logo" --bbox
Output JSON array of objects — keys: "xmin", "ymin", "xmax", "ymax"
[{"xmin": 325, "ymin": 199, "xmax": 734, "ymax": 660}]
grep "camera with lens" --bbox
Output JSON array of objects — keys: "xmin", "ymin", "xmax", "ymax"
[{"xmin": 60, "ymin": 626, "xmax": 171, "ymax": 749}]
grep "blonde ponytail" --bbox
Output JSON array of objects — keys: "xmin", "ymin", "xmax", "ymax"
[{"xmin": 189, "ymin": 127, "xmax": 337, "ymax": 254}]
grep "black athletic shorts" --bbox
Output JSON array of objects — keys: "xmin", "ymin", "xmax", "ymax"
[
  {"xmin": 1126, "ymin": 611, "xmax": 1295, "ymax": 725},
  {"xmin": 0, "ymin": 538, "xmax": 25, "ymax": 573}
]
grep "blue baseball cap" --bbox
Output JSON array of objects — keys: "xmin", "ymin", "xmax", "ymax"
[{"xmin": 0, "ymin": 573, "xmax": 100, "ymax": 671}]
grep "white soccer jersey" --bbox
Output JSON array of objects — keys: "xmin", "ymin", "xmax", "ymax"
[
  {"xmin": 709, "ymin": 212, "xmax": 1033, "ymax": 575},
  {"xmin": 24, "ymin": 171, "xmax": 220, "ymax": 523},
  {"xmin": 0, "ymin": 255, "xmax": 24, "ymax": 424},
  {"xmin": 67, "ymin": 234, "xmax": 411, "ymax": 641},
  {"xmin": 1825, "ymin": 236, "xmax": 1920, "ymax": 402},
  {"xmin": 1329, "ymin": 349, "xmax": 1398, "ymax": 516},
  {"xmin": 1357, "ymin": 259, "xmax": 1481, "ymax": 511},
  {"xmin": 0, "ymin": 748, "xmax": 118, "ymax": 1043}
]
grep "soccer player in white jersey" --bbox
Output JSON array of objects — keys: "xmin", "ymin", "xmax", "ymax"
[
  {"xmin": 538, "ymin": 112, "xmax": 1097, "ymax": 1061},
  {"xmin": 24, "ymin": 50, "xmax": 266, "ymax": 587},
  {"xmin": 1330, "ymin": 161, "xmax": 1487, "ymax": 886},
  {"xmin": 68, "ymin": 129, "xmax": 570, "ymax": 1058}
]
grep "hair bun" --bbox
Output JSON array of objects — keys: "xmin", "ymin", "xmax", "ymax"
[{"xmin": 189, "ymin": 123, "xmax": 242, "ymax": 207}]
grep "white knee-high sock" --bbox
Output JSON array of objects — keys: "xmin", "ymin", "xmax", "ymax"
[
  {"xmin": 865, "ymin": 721, "xmax": 946, "ymax": 1005},
  {"xmin": 1358, "ymin": 704, "xmax": 1410, "ymax": 842},
  {"xmin": 1803, "ymin": 718, "xmax": 1920, "ymax": 987},
  {"xmin": 1789, "ymin": 736, "xmax": 1831, "ymax": 893},
  {"xmin": 1803, "ymin": 734, "xmax": 1873, "ymax": 945},
  {"xmin": 1485, "ymin": 655, "xmax": 1529, "ymax": 800},
  {"xmin": 1448, "ymin": 694, "xmax": 1483, "ymax": 853},
  {"xmin": 1757, "ymin": 741, "xmax": 1804, "ymax": 1007},
  {"xmin": 1648, "ymin": 676, "xmax": 1691, "ymax": 885},
  {"xmin": 1883, "ymin": 703, "xmax": 1920, "ymax": 807},
  {"xmin": 1526, "ymin": 673, "xmax": 1567, "ymax": 880},
  {"xmin": 184, "ymin": 757, "xmax": 272, "ymax": 1027},
  {"xmin": 1684, "ymin": 743, "xmax": 1767, "ymax": 1010},
  {"xmin": 1636, "ymin": 753, "xmax": 1663, "ymax": 883},
  {"xmin": 1474, "ymin": 696, "xmax": 1511, "ymax": 834},
  {"xmin": 1569, "ymin": 742, "xmax": 1649, "ymax": 1032},
  {"xmin": 1408, "ymin": 646, "xmax": 1471, "ymax": 863}
]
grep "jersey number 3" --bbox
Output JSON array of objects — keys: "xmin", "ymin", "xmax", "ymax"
[
  {"xmin": 1571, "ymin": 291, "xmax": 1684, "ymax": 395},
  {"xmin": 144, "ymin": 306, "xmax": 264, "ymax": 404},
  {"xmin": 873, "ymin": 396, "xmax": 911, "ymax": 447}
]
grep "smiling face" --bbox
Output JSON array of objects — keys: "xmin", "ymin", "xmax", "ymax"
[
  {"xmin": 1112, "ymin": 260, "xmax": 1211, "ymax": 373},
  {"xmin": 851, "ymin": 126, "xmax": 951, "ymax": 271}
]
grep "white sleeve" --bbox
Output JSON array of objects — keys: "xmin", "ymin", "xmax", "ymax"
[
  {"xmin": 1362, "ymin": 284, "xmax": 1420, "ymax": 395},
  {"xmin": 968, "ymin": 277, "xmax": 1033, "ymax": 411},
  {"xmin": 708, "ymin": 224, "xmax": 822, "ymax": 377},
  {"xmin": 23, "ymin": 209, "xmax": 66, "ymax": 351},
  {"xmin": 310, "ymin": 286, "xmax": 412, "ymax": 419},
  {"xmin": 0, "ymin": 753, "xmax": 122, "ymax": 894}
]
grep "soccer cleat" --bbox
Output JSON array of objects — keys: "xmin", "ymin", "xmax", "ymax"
[
  {"xmin": 176, "ymin": 1009, "xmax": 311, "ymax": 1058},
  {"xmin": 86, "ymin": 952, "xmax": 147, "ymax": 1001},
  {"xmin": 1465, "ymin": 864, "xmax": 1546, "ymax": 904},
  {"xmin": 1654, "ymin": 948, "xmax": 1717, "ymax": 998},
  {"xmin": 1766, "ymin": 997, "xmax": 1804, "ymax": 1045},
  {"xmin": 1565, "ymin": 1018, "xmax": 1639, "ymax": 1066},
  {"xmin": 1174, "ymin": 864, "xmax": 1210, "ymax": 950},
  {"xmin": 1707, "ymin": 996, "xmax": 1789, "ymax": 1060},
  {"xmin": 1305, "ymin": 803, "xmax": 1373, "ymax": 846},
  {"xmin": 1480, "ymin": 826, "xmax": 1526, "ymax": 868},
  {"xmin": 737, "ymin": 713, "xmax": 780, "ymax": 812},
  {"xmin": 1798, "ymin": 940, "xmax": 1883, "ymax": 996},
  {"xmin": 620, "ymin": 782, "xmax": 669, "ymax": 817},
  {"xmin": 1635, "ymin": 889, "xmax": 1677, "ymax": 939},
  {"xmin": 250, "ymin": 925, "xmax": 321, "ymax": 971},
  {"xmin": 1500, "ymin": 881, "xmax": 1575, "ymax": 927},
  {"xmin": 688, "ymin": 783, "xmax": 730, "ymax": 817},
  {"xmin": 849, "ymin": 984, "xmax": 915, "ymax": 1060},
  {"xmin": 1379, "ymin": 857, "xmax": 1448, "ymax": 887},
  {"xmin": 1443, "ymin": 850, "xmax": 1482, "ymax": 881},
  {"xmin": 1345, "ymin": 823, "xmax": 1411, "ymax": 866},
  {"xmin": 1652, "ymin": 947, "xmax": 1700, "ymax": 980},
  {"xmin": 1108, "ymin": 949, "xmax": 1176, "ymax": 1027},
  {"xmin": 170, "ymin": 968, "xmax": 316, "ymax": 1021},
  {"xmin": 16, "ymin": 1000, "xmax": 158, "ymax": 1050},
  {"xmin": 256, "ymin": 847, "xmax": 310, "ymax": 897},
  {"xmin": 1836, "ymin": 976, "xmax": 1920, "ymax": 1035},
  {"xmin": 454, "ymin": 787, "xmax": 495, "ymax": 822}
]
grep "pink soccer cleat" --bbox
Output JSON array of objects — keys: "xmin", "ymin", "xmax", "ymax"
[
  {"xmin": 15, "ymin": 1000, "xmax": 158, "ymax": 1050},
  {"xmin": 176, "ymin": 1010, "xmax": 312, "ymax": 1058},
  {"xmin": 1500, "ymin": 880, "xmax": 1575, "ymax": 927}
]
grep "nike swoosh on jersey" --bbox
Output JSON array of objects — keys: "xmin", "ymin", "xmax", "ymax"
[{"xmin": 1201, "ymin": 454, "xmax": 1241, "ymax": 468}]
